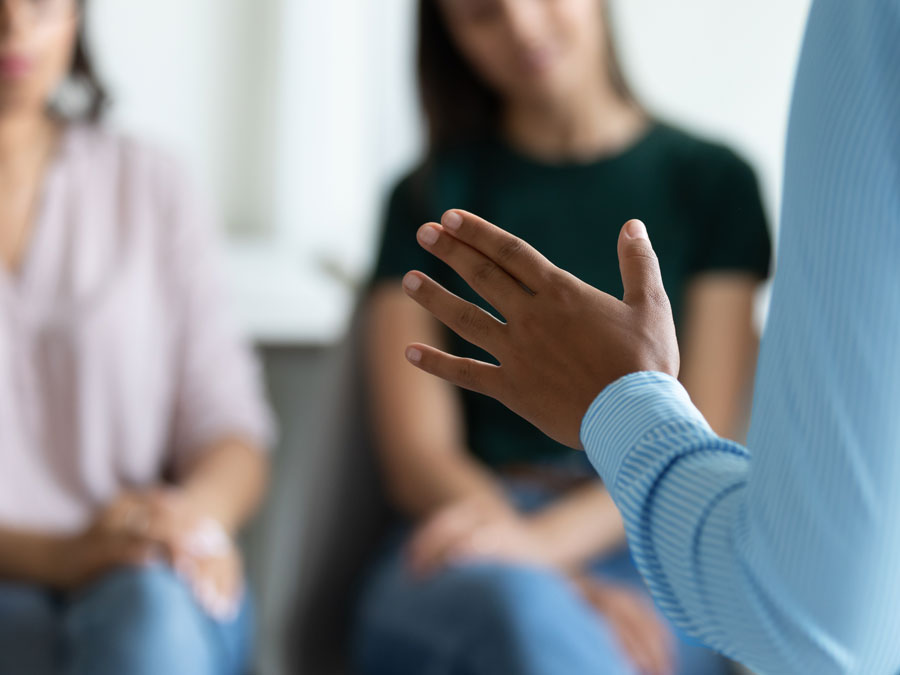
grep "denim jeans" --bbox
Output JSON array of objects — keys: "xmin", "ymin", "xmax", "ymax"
[
  {"xmin": 0, "ymin": 563, "xmax": 252, "ymax": 675},
  {"xmin": 353, "ymin": 480, "xmax": 729, "ymax": 675}
]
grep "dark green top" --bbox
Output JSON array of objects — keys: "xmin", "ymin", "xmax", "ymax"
[{"xmin": 371, "ymin": 123, "xmax": 771, "ymax": 469}]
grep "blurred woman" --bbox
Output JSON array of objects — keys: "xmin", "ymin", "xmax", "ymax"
[
  {"xmin": 356, "ymin": 1, "xmax": 771, "ymax": 674},
  {"xmin": 0, "ymin": 1, "xmax": 272, "ymax": 673}
]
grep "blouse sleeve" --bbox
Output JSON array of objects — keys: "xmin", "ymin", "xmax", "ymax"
[
  {"xmin": 161, "ymin": 160, "xmax": 275, "ymax": 472},
  {"xmin": 370, "ymin": 170, "xmax": 440, "ymax": 287},
  {"xmin": 689, "ymin": 147, "xmax": 773, "ymax": 279}
]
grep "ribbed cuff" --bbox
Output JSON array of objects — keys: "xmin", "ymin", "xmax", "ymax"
[{"xmin": 580, "ymin": 371, "xmax": 710, "ymax": 489}]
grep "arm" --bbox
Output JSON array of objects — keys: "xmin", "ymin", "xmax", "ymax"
[
  {"xmin": 366, "ymin": 284, "xmax": 507, "ymax": 518},
  {"xmin": 164, "ymin": 160, "xmax": 273, "ymax": 534},
  {"xmin": 0, "ymin": 446, "xmax": 265, "ymax": 591},
  {"xmin": 528, "ymin": 483, "xmax": 625, "ymax": 570},
  {"xmin": 369, "ymin": 285, "xmax": 631, "ymax": 574},
  {"xmin": 0, "ymin": 513, "xmax": 155, "ymax": 589},
  {"xmin": 401, "ymin": 1, "xmax": 900, "ymax": 671},
  {"xmin": 176, "ymin": 439, "xmax": 268, "ymax": 535},
  {"xmin": 585, "ymin": 2, "xmax": 900, "ymax": 671},
  {"xmin": 504, "ymin": 274, "xmax": 764, "ymax": 570},
  {"xmin": 0, "ymin": 530, "xmax": 71, "ymax": 586},
  {"xmin": 678, "ymin": 275, "xmax": 760, "ymax": 438}
]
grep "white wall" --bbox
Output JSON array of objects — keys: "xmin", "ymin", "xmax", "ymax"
[
  {"xmin": 612, "ymin": 0, "xmax": 812, "ymax": 233},
  {"xmin": 85, "ymin": 0, "xmax": 811, "ymax": 344},
  {"xmin": 89, "ymin": 0, "xmax": 284, "ymax": 232}
]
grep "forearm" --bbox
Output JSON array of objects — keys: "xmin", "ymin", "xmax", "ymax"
[
  {"xmin": 367, "ymin": 288, "xmax": 506, "ymax": 519},
  {"xmin": 177, "ymin": 439, "xmax": 269, "ymax": 534},
  {"xmin": 0, "ymin": 528, "xmax": 67, "ymax": 586},
  {"xmin": 679, "ymin": 275, "xmax": 761, "ymax": 441},
  {"xmin": 584, "ymin": 368, "xmax": 900, "ymax": 674},
  {"xmin": 583, "ymin": 373, "xmax": 800, "ymax": 671},
  {"xmin": 383, "ymin": 445, "xmax": 509, "ymax": 519},
  {"xmin": 528, "ymin": 483, "xmax": 626, "ymax": 571}
]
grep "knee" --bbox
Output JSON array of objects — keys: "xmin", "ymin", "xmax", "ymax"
[
  {"xmin": 0, "ymin": 584, "xmax": 57, "ymax": 672},
  {"xmin": 0, "ymin": 584, "xmax": 56, "ymax": 634},
  {"xmin": 449, "ymin": 564, "xmax": 576, "ymax": 640},
  {"xmin": 66, "ymin": 565, "xmax": 211, "ymax": 661},
  {"xmin": 447, "ymin": 565, "xmax": 631, "ymax": 674}
]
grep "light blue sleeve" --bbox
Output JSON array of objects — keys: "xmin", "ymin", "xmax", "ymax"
[{"xmin": 581, "ymin": 1, "xmax": 900, "ymax": 673}]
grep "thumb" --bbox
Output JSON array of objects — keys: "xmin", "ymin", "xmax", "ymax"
[{"xmin": 617, "ymin": 220, "xmax": 665, "ymax": 308}]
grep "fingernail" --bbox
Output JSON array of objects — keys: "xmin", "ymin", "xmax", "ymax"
[
  {"xmin": 625, "ymin": 220, "xmax": 648, "ymax": 240},
  {"xmin": 406, "ymin": 347, "xmax": 423, "ymax": 363},
  {"xmin": 442, "ymin": 211, "xmax": 462, "ymax": 231},
  {"xmin": 418, "ymin": 225, "xmax": 440, "ymax": 246},
  {"xmin": 403, "ymin": 273, "xmax": 422, "ymax": 292}
]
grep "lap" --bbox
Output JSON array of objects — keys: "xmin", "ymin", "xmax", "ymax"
[
  {"xmin": 0, "ymin": 583, "xmax": 58, "ymax": 675},
  {"xmin": 355, "ymin": 540, "xmax": 634, "ymax": 675},
  {"xmin": 65, "ymin": 564, "xmax": 252, "ymax": 675},
  {"xmin": 357, "ymin": 511, "xmax": 729, "ymax": 675},
  {"xmin": 0, "ymin": 565, "xmax": 252, "ymax": 675}
]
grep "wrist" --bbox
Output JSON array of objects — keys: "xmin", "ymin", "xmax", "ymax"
[
  {"xmin": 526, "ymin": 516, "xmax": 577, "ymax": 570},
  {"xmin": 173, "ymin": 485, "xmax": 237, "ymax": 536},
  {"xmin": 43, "ymin": 534, "xmax": 88, "ymax": 589}
]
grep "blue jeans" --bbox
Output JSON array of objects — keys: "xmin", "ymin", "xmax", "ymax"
[
  {"xmin": 0, "ymin": 564, "xmax": 252, "ymax": 675},
  {"xmin": 353, "ymin": 482, "xmax": 729, "ymax": 675}
]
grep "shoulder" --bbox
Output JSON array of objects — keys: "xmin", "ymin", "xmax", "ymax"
[
  {"xmin": 62, "ymin": 125, "xmax": 219, "ymax": 266},
  {"xmin": 386, "ymin": 142, "xmax": 488, "ymax": 219},
  {"xmin": 651, "ymin": 123, "xmax": 758, "ymax": 186},
  {"xmin": 65, "ymin": 124, "xmax": 179, "ymax": 172},
  {"xmin": 63, "ymin": 124, "xmax": 199, "ymax": 209}
]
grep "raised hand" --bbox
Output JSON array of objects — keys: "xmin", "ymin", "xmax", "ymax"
[{"xmin": 402, "ymin": 209, "xmax": 679, "ymax": 449}]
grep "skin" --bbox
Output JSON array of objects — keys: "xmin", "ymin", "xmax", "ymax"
[
  {"xmin": 403, "ymin": 211, "xmax": 679, "ymax": 447},
  {"xmin": 0, "ymin": 0, "xmax": 268, "ymax": 620},
  {"xmin": 367, "ymin": 1, "xmax": 762, "ymax": 672}
]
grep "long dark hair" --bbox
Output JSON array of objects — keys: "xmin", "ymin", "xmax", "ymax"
[
  {"xmin": 417, "ymin": 0, "xmax": 638, "ymax": 152},
  {"xmin": 67, "ymin": 0, "xmax": 109, "ymax": 121}
]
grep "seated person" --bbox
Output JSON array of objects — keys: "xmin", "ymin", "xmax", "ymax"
[
  {"xmin": 354, "ymin": 1, "xmax": 771, "ymax": 674},
  {"xmin": 0, "ymin": 2, "xmax": 272, "ymax": 673}
]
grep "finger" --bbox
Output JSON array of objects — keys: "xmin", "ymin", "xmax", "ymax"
[
  {"xmin": 617, "ymin": 220, "xmax": 667, "ymax": 309},
  {"xmin": 100, "ymin": 494, "xmax": 141, "ymax": 532},
  {"xmin": 411, "ymin": 529, "xmax": 467, "ymax": 576},
  {"xmin": 438, "ymin": 210, "xmax": 555, "ymax": 292},
  {"xmin": 407, "ymin": 508, "xmax": 474, "ymax": 575},
  {"xmin": 649, "ymin": 613, "xmax": 677, "ymax": 675},
  {"xmin": 192, "ymin": 557, "xmax": 240, "ymax": 622},
  {"xmin": 607, "ymin": 608, "xmax": 658, "ymax": 675},
  {"xmin": 104, "ymin": 534, "xmax": 158, "ymax": 568},
  {"xmin": 439, "ymin": 526, "xmax": 499, "ymax": 566},
  {"xmin": 616, "ymin": 626, "xmax": 651, "ymax": 674},
  {"xmin": 134, "ymin": 509, "xmax": 184, "ymax": 561},
  {"xmin": 405, "ymin": 343, "xmax": 502, "ymax": 399},
  {"xmin": 633, "ymin": 603, "xmax": 675, "ymax": 675},
  {"xmin": 416, "ymin": 222, "xmax": 530, "ymax": 315},
  {"xmin": 403, "ymin": 272, "xmax": 506, "ymax": 354},
  {"xmin": 619, "ymin": 600, "xmax": 674, "ymax": 675},
  {"xmin": 439, "ymin": 532, "xmax": 483, "ymax": 567}
]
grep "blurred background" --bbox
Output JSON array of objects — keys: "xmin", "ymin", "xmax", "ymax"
[
  {"xmin": 88, "ymin": 0, "xmax": 810, "ymax": 343},
  {"xmin": 89, "ymin": 2, "xmax": 811, "ymax": 674},
  {"xmin": 3, "ymin": 1, "xmax": 814, "ymax": 674}
]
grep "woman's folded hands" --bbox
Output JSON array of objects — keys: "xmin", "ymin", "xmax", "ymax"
[{"xmin": 57, "ymin": 488, "xmax": 243, "ymax": 621}]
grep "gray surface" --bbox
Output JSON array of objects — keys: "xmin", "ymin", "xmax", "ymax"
[{"xmin": 243, "ymin": 319, "xmax": 392, "ymax": 675}]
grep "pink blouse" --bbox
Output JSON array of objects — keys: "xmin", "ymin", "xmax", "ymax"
[{"xmin": 0, "ymin": 125, "xmax": 274, "ymax": 534}]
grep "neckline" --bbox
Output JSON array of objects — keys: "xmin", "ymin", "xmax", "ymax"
[
  {"xmin": 494, "ymin": 121, "xmax": 663, "ymax": 171},
  {"xmin": 0, "ymin": 121, "xmax": 75, "ymax": 294}
]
